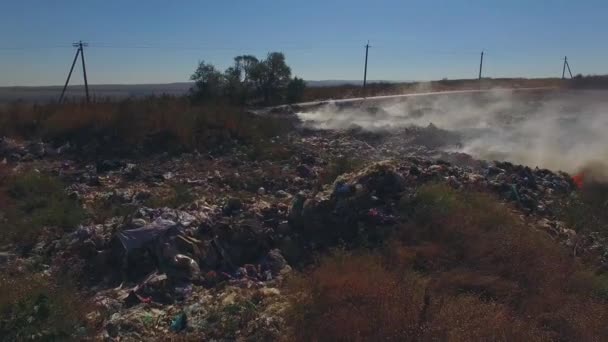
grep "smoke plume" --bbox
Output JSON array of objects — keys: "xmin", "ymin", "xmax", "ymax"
[{"xmin": 297, "ymin": 89, "xmax": 608, "ymax": 174}]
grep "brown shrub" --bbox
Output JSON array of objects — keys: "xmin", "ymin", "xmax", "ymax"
[
  {"xmin": 285, "ymin": 252, "xmax": 549, "ymax": 342},
  {"xmin": 422, "ymin": 295, "xmax": 548, "ymax": 342},
  {"xmin": 285, "ymin": 184, "xmax": 608, "ymax": 341},
  {"xmin": 286, "ymin": 251, "xmax": 427, "ymax": 342},
  {"xmin": 430, "ymin": 270, "xmax": 521, "ymax": 302},
  {"xmin": 402, "ymin": 184, "xmax": 608, "ymax": 338},
  {"xmin": 402, "ymin": 184, "xmax": 576, "ymax": 290}
]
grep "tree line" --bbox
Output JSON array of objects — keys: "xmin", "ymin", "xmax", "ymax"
[{"xmin": 190, "ymin": 52, "xmax": 306, "ymax": 105}]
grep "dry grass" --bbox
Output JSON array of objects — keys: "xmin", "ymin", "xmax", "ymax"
[
  {"xmin": 422, "ymin": 295, "xmax": 547, "ymax": 342},
  {"xmin": 285, "ymin": 184, "xmax": 608, "ymax": 341},
  {"xmin": 286, "ymin": 251, "xmax": 547, "ymax": 342},
  {"xmin": 0, "ymin": 97, "xmax": 292, "ymax": 156},
  {"xmin": 286, "ymin": 252, "xmax": 427, "ymax": 342},
  {"xmin": 400, "ymin": 184, "xmax": 575, "ymax": 289}
]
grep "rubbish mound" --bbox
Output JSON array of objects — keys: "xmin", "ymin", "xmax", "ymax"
[{"xmin": 0, "ymin": 112, "xmax": 604, "ymax": 340}]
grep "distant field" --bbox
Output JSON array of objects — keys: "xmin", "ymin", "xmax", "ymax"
[
  {"xmin": 300, "ymin": 77, "xmax": 565, "ymax": 101},
  {"xmin": 1, "ymin": 76, "xmax": 607, "ymax": 104},
  {"xmin": 0, "ymin": 80, "xmax": 354, "ymax": 104},
  {"xmin": 0, "ymin": 82, "xmax": 195, "ymax": 104}
]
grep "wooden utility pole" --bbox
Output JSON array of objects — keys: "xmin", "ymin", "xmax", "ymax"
[
  {"xmin": 478, "ymin": 50, "xmax": 484, "ymax": 80},
  {"xmin": 79, "ymin": 41, "xmax": 90, "ymax": 102},
  {"xmin": 363, "ymin": 41, "xmax": 370, "ymax": 93},
  {"xmin": 562, "ymin": 56, "xmax": 573, "ymax": 79},
  {"xmin": 59, "ymin": 48, "xmax": 81, "ymax": 103},
  {"xmin": 59, "ymin": 41, "xmax": 90, "ymax": 103}
]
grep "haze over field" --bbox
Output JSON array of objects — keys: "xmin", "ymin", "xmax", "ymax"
[
  {"xmin": 298, "ymin": 90, "xmax": 608, "ymax": 174},
  {"xmin": 0, "ymin": 80, "xmax": 391, "ymax": 103}
]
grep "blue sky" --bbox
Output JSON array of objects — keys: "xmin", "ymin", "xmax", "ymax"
[{"xmin": 1, "ymin": 0, "xmax": 607, "ymax": 86}]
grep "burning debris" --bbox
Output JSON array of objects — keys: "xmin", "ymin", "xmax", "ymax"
[{"xmin": 296, "ymin": 90, "xmax": 608, "ymax": 176}]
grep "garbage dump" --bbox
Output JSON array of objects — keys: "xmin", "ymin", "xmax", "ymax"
[{"xmin": 2, "ymin": 93, "xmax": 608, "ymax": 340}]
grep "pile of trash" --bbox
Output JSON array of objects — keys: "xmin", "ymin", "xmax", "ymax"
[
  {"xmin": 0, "ymin": 119, "xmax": 604, "ymax": 340},
  {"xmin": 289, "ymin": 162, "xmax": 404, "ymax": 249},
  {"xmin": 0, "ymin": 137, "xmax": 72, "ymax": 163},
  {"xmin": 34, "ymin": 201, "xmax": 294, "ymax": 340}
]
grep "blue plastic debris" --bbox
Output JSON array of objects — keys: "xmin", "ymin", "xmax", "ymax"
[{"xmin": 170, "ymin": 312, "xmax": 187, "ymax": 332}]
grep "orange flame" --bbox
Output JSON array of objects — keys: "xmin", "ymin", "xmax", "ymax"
[{"xmin": 572, "ymin": 173, "xmax": 584, "ymax": 189}]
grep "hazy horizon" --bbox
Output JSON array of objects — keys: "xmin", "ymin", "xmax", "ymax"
[{"xmin": 0, "ymin": 77, "xmax": 577, "ymax": 89}]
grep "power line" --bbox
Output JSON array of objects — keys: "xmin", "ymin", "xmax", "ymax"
[
  {"xmin": 0, "ymin": 45, "xmax": 73, "ymax": 50},
  {"xmin": 0, "ymin": 40, "xmax": 595, "ymax": 84},
  {"xmin": 0, "ymin": 42, "xmax": 570, "ymax": 63},
  {"xmin": 0, "ymin": 40, "xmax": 485, "ymax": 54},
  {"xmin": 88, "ymin": 44, "xmax": 361, "ymax": 52}
]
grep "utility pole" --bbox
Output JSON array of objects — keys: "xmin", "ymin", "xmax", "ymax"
[
  {"xmin": 79, "ymin": 41, "xmax": 90, "ymax": 102},
  {"xmin": 478, "ymin": 50, "xmax": 484, "ymax": 80},
  {"xmin": 59, "ymin": 47, "xmax": 81, "ymax": 103},
  {"xmin": 363, "ymin": 41, "xmax": 370, "ymax": 94},
  {"xmin": 562, "ymin": 56, "xmax": 573, "ymax": 79},
  {"xmin": 59, "ymin": 40, "xmax": 90, "ymax": 103}
]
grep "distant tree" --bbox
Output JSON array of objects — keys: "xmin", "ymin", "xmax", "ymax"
[
  {"xmin": 250, "ymin": 52, "xmax": 292, "ymax": 104},
  {"xmin": 286, "ymin": 77, "xmax": 306, "ymax": 103},
  {"xmin": 189, "ymin": 53, "xmax": 295, "ymax": 105},
  {"xmin": 229, "ymin": 55, "xmax": 259, "ymax": 104},
  {"xmin": 234, "ymin": 55, "xmax": 259, "ymax": 83},
  {"xmin": 224, "ymin": 66, "xmax": 243, "ymax": 104},
  {"xmin": 190, "ymin": 61, "xmax": 225, "ymax": 101}
]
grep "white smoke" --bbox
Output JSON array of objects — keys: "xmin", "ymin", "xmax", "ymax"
[{"xmin": 296, "ymin": 89, "xmax": 608, "ymax": 173}]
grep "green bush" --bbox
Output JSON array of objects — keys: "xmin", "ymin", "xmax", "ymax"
[{"xmin": 0, "ymin": 270, "xmax": 87, "ymax": 341}]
